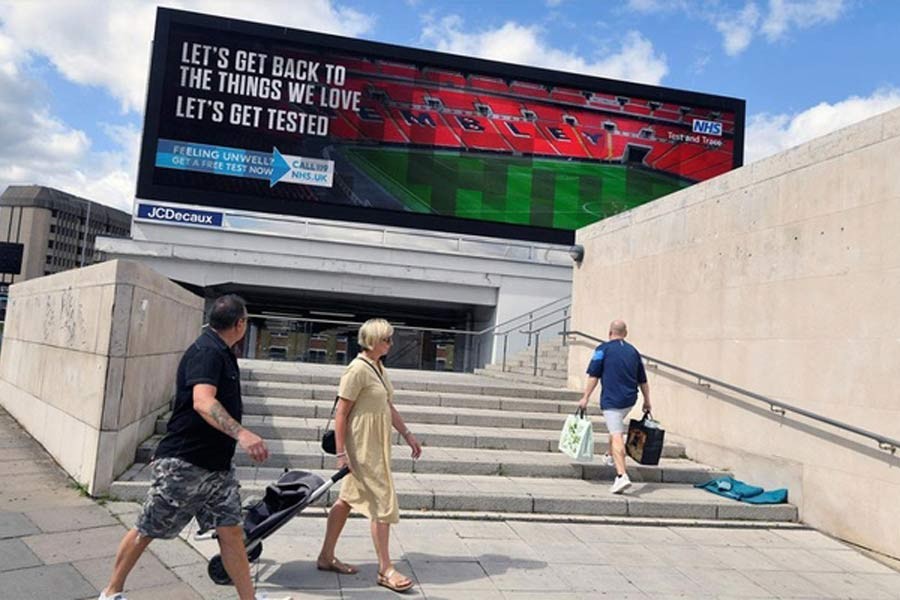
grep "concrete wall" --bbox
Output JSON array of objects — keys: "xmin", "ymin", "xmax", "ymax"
[
  {"xmin": 0, "ymin": 260, "xmax": 203, "ymax": 494},
  {"xmin": 569, "ymin": 108, "xmax": 900, "ymax": 558}
]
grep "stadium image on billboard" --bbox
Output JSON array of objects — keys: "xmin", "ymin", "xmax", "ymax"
[{"xmin": 137, "ymin": 8, "xmax": 745, "ymax": 244}]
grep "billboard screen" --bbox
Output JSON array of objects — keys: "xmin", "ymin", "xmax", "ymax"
[{"xmin": 137, "ymin": 8, "xmax": 745, "ymax": 244}]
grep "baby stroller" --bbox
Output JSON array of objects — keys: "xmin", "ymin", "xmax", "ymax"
[{"xmin": 205, "ymin": 466, "xmax": 350, "ymax": 584}]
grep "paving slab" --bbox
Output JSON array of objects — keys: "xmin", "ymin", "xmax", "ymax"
[
  {"xmin": 25, "ymin": 503, "xmax": 120, "ymax": 533},
  {"xmin": 0, "ymin": 407, "xmax": 208, "ymax": 600},
  {"xmin": 0, "ymin": 563, "xmax": 97, "ymax": 600},
  {"xmin": 0, "ymin": 511, "xmax": 40, "ymax": 539},
  {"xmin": 0, "ymin": 538, "xmax": 43, "ymax": 572},
  {"xmin": 74, "ymin": 552, "xmax": 180, "ymax": 592}
]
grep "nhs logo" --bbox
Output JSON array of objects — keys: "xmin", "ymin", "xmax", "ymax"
[
  {"xmin": 137, "ymin": 203, "xmax": 224, "ymax": 227},
  {"xmin": 692, "ymin": 119, "xmax": 723, "ymax": 136}
]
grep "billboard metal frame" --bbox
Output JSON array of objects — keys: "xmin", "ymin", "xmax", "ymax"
[{"xmin": 137, "ymin": 7, "xmax": 746, "ymax": 245}]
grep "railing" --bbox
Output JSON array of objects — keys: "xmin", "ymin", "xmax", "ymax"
[
  {"xmin": 563, "ymin": 329, "xmax": 899, "ymax": 454},
  {"xmin": 244, "ymin": 297, "xmax": 572, "ymax": 373},
  {"xmin": 493, "ymin": 296, "xmax": 570, "ymax": 373},
  {"xmin": 518, "ymin": 315, "xmax": 572, "ymax": 376}
]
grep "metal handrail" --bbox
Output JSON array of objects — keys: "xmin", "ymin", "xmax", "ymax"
[
  {"xmin": 563, "ymin": 329, "xmax": 899, "ymax": 454},
  {"xmin": 511, "ymin": 315, "xmax": 573, "ymax": 377},
  {"xmin": 251, "ymin": 294, "xmax": 571, "ymax": 339},
  {"xmin": 253, "ymin": 295, "xmax": 573, "ymax": 374},
  {"xmin": 491, "ymin": 295, "xmax": 570, "ymax": 335}
]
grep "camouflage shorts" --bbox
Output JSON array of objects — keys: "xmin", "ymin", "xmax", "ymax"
[{"xmin": 135, "ymin": 457, "xmax": 242, "ymax": 539}]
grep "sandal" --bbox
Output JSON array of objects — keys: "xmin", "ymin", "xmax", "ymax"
[
  {"xmin": 316, "ymin": 557, "xmax": 358, "ymax": 574},
  {"xmin": 377, "ymin": 566, "xmax": 414, "ymax": 592}
]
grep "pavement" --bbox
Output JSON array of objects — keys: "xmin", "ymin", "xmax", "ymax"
[{"xmin": 3, "ymin": 406, "xmax": 900, "ymax": 600}]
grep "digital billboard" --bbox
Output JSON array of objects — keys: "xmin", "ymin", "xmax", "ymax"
[{"xmin": 137, "ymin": 8, "xmax": 745, "ymax": 244}]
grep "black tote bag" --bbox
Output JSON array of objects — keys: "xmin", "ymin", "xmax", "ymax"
[{"xmin": 626, "ymin": 413, "xmax": 665, "ymax": 466}]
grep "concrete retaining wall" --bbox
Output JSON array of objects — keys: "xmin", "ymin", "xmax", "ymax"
[
  {"xmin": 568, "ymin": 108, "xmax": 900, "ymax": 558},
  {"xmin": 0, "ymin": 260, "xmax": 203, "ymax": 494}
]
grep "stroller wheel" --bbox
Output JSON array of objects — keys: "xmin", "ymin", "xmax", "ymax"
[
  {"xmin": 207, "ymin": 542, "xmax": 263, "ymax": 585},
  {"xmin": 207, "ymin": 554, "xmax": 231, "ymax": 585},
  {"xmin": 248, "ymin": 541, "xmax": 263, "ymax": 562}
]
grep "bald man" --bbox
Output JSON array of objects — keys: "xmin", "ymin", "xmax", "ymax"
[{"xmin": 577, "ymin": 320, "xmax": 651, "ymax": 494}]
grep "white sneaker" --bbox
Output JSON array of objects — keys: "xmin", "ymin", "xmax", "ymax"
[
  {"xmin": 600, "ymin": 453, "xmax": 615, "ymax": 467},
  {"xmin": 98, "ymin": 593, "xmax": 126, "ymax": 600},
  {"xmin": 610, "ymin": 474, "xmax": 632, "ymax": 494}
]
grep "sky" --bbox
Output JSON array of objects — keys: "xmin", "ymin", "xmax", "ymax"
[{"xmin": 1, "ymin": 0, "xmax": 898, "ymax": 212}]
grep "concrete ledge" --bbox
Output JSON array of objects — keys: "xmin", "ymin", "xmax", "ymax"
[{"xmin": 109, "ymin": 469, "xmax": 797, "ymax": 523}]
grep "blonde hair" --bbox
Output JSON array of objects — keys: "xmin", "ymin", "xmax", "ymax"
[{"xmin": 358, "ymin": 318, "xmax": 394, "ymax": 350}]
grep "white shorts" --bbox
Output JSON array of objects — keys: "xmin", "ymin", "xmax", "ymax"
[{"xmin": 602, "ymin": 407, "xmax": 633, "ymax": 435}]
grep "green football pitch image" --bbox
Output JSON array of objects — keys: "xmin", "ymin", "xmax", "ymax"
[{"xmin": 342, "ymin": 145, "xmax": 691, "ymax": 230}]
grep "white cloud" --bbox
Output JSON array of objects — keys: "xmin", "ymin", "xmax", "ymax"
[
  {"xmin": 761, "ymin": 0, "xmax": 847, "ymax": 40},
  {"xmin": 625, "ymin": 0, "xmax": 849, "ymax": 56},
  {"xmin": 715, "ymin": 0, "xmax": 848, "ymax": 55},
  {"xmin": 745, "ymin": 88, "xmax": 900, "ymax": 163},
  {"xmin": 0, "ymin": 0, "xmax": 375, "ymax": 114},
  {"xmin": 546, "ymin": 0, "xmax": 565, "ymax": 7},
  {"xmin": 0, "ymin": 0, "xmax": 375, "ymax": 211},
  {"xmin": 420, "ymin": 16, "xmax": 667, "ymax": 85},
  {"xmin": 625, "ymin": 0, "xmax": 689, "ymax": 12},
  {"xmin": 716, "ymin": 3, "xmax": 762, "ymax": 56}
]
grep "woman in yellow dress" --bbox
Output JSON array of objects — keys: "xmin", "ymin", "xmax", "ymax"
[{"xmin": 316, "ymin": 318, "xmax": 423, "ymax": 593}]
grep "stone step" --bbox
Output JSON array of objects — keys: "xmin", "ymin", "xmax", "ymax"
[
  {"xmin": 241, "ymin": 397, "xmax": 596, "ymax": 431},
  {"xmin": 241, "ymin": 382, "xmax": 576, "ymax": 414},
  {"xmin": 153, "ymin": 414, "xmax": 685, "ymax": 457},
  {"xmin": 499, "ymin": 351, "xmax": 569, "ymax": 366},
  {"xmin": 239, "ymin": 360, "xmax": 578, "ymax": 400},
  {"xmin": 135, "ymin": 438, "xmax": 717, "ymax": 484},
  {"xmin": 474, "ymin": 368, "xmax": 571, "ymax": 388},
  {"xmin": 480, "ymin": 363, "xmax": 569, "ymax": 380},
  {"xmin": 111, "ymin": 466, "xmax": 797, "ymax": 522}
]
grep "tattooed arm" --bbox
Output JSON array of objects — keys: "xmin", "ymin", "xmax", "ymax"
[{"xmin": 193, "ymin": 383, "xmax": 269, "ymax": 463}]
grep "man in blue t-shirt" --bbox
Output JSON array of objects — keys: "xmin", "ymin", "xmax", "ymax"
[{"xmin": 577, "ymin": 320, "xmax": 651, "ymax": 494}]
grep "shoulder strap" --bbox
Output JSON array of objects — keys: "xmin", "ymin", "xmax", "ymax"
[
  {"xmin": 326, "ymin": 357, "xmax": 389, "ymax": 421},
  {"xmin": 358, "ymin": 357, "xmax": 388, "ymax": 391}
]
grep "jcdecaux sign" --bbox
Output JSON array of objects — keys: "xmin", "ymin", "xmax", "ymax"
[{"xmin": 136, "ymin": 203, "xmax": 224, "ymax": 227}]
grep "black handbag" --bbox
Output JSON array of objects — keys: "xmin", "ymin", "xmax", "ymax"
[
  {"xmin": 626, "ymin": 412, "xmax": 665, "ymax": 466},
  {"xmin": 320, "ymin": 358, "xmax": 388, "ymax": 455},
  {"xmin": 321, "ymin": 396, "xmax": 339, "ymax": 455}
]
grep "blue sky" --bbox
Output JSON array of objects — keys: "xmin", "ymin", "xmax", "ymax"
[{"xmin": 1, "ymin": 0, "xmax": 898, "ymax": 211}]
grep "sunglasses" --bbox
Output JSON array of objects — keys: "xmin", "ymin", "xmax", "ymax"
[{"xmin": 381, "ymin": 337, "xmax": 393, "ymax": 344}]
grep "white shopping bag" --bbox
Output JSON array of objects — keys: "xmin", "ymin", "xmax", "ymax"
[{"xmin": 558, "ymin": 409, "xmax": 593, "ymax": 461}]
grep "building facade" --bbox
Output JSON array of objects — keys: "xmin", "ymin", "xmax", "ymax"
[
  {"xmin": 0, "ymin": 186, "xmax": 131, "ymax": 282},
  {"xmin": 0, "ymin": 186, "xmax": 131, "ymax": 317}
]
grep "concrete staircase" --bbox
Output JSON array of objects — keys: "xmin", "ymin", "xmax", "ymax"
[
  {"xmin": 111, "ymin": 360, "xmax": 797, "ymax": 523},
  {"xmin": 476, "ymin": 335, "xmax": 571, "ymax": 387}
]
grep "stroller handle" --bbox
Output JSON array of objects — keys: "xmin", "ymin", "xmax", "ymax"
[{"xmin": 331, "ymin": 466, "xmax": 351, "ymax": 483}]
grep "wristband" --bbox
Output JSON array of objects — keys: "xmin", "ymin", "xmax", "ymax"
[
  {"xmin": 401, "ymin": 429, "xmax": 412, "ymax": 437},
  {"xmin": 336, "ymin": 451, "xmax": 346, "ymax": 457}
]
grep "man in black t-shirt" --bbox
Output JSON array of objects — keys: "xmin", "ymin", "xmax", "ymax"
[{"xmin": 98, "ymin": 295, "xmax": 288, "ymax": 600}]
